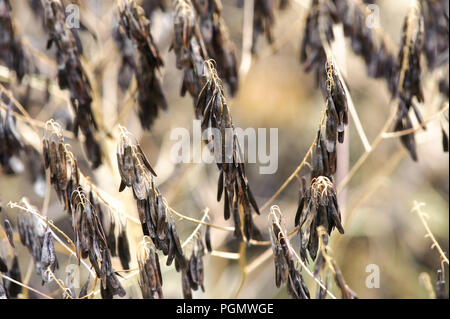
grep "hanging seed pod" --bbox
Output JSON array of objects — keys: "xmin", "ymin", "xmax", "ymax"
[
  {"xmin": 40, "ymin": 228, "xmax": 58, "ymax": 285},
  {"xmin": 118, "ymin": 0, "xmax": 167, "ymax": 130},
  {"xmin": 118, "ymin": 228, "xmax": 131, "ymax": 270},
  {"xmin": 5, "ymin": 256, "xmax": 21, "ymax": 298},
  {"xmin": 3, "ymin": 218, "xmax": 14, "ymax": 248},
  {"xmin": 204, "ymin": 224, "xmax": 212, "ymax": 252},
  {"xmin": 0, "ymin": 105, "xmax": 25, "ymax": 174},
  {"xmin": 436, "ymin": 268, "xmax": 447, "ymax": 299},
  {"xmin": 0, "ymin": 256, "xmax": 7, "ymax": 273},
  {"xmin": 42, "ymin": 0, "xmax": 102, "ymax": 168},
  {"xmin": 113, "ymin": 19, "xmax": 136, "ymax": 91},
  {"xmin": 269, "ymin": 207, "xmax": 310, "ymax": 299},
  {"xmin": 78, "ymin": 274, "xmax": 90, "ymax": 299},
  {"xmin": 100, "ymin": 249, "xmax": 126, "ymax": 299}
]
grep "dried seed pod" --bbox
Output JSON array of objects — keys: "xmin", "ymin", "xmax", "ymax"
[
  {"xmin": 0, "ymin": 256, "xmax": 7, "ymax": 273},
  {"xmin": 118, "ymin": 228, "xmax": 131, "ymax": 270},
  {"xmin": 3, "ymin": 218, "xmax": 14, "ymax": 248},
  {"xmin": 436, "ymin": 268, "xmax": 447, "ymax": 299},
  {"xmin": 269, "ymin": 207, "xmax": 310, "ymax": 299},
  {"xmin": 204, "ymin": 224, "xmax": 212, "ymax": 252},
  {"xmin": 42, "ymin": 0, "xmax": 102, "ymax": 168},
  {"xmin": 0, "ymin": 105, "xmax": 25, "ymax": 174},
  {"xmin": 100, "ymin": 249, "xmax": 127, "ymax": 299},
  {"xmin": 5, "ymin": 256, "xmax": 21, "ymax": 298},
  {"xmin": 79, "ymin": 274, "xmax": 90, "ymax": 299},
  {"xmin": 118, "ymin": 0, "xmax": 167, "ymax": 129},
  {"xmin": 40, "ymin": 228, "xmax": 58, "ymax": 285}
]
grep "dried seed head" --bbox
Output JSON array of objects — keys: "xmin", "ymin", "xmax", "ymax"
[
  {"xmin": 137, "ymin": 237, "xmax": 164, "ymax": 299},
  {"xmin": 42, "ymin": 0, "xmax": 102, "ymax": 168},
  {"xmin": 269, "ymin": 206, "xmax": 310, "ymax": 299},
  {"xmin": 40, "ymin": 228, "xmax": 59, "ymax": 285},
  {"xmin": 118, "ymin": 0, "xmax": 167, "ymax": 129}
]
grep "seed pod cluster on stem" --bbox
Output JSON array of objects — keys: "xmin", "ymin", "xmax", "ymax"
[
  {"xmin": 42, "ymin": 0, "xmax": 102, "ymax": 168},
  {"xmin": 118, "ymin": 0, "xmax": 168, "ymax": 130},
  {"xmin": 192, "ymin": 0, "xmax": 239, "ymax": 95},
  {"xmin": 117, "ymin": 126, "xmax": 187, "ymax": 271},
  {"xmin": 181, "ymin": 232, "xmax": 206, "ymax": 298},
  {"xmin": 269, "ymin": 207, "xmax": 310, "ymax": 299},
  {"xmin": 196, "ymin": 60, "xmax": 260, "ymax": 241},
  {"xmin": 137, "ymin": 237, "xmax": 164, "ymax": 299}
]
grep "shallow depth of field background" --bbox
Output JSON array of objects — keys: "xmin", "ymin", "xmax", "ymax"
[{"xmin": 0, "ymin": 0, "xmax": 448, "ymax": 298}]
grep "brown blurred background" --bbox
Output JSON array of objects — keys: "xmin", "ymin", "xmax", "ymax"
[{"xmin": 0, "ymin": 0, "xmax": 448, "ymax": 299}]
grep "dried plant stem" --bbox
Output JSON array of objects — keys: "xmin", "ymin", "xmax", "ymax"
[
  {"xmin": 260, "ymin": 106, "xmax": 327, "ymax": 211},
  {"xmin": 337, "ymin": 105, "xmax": 398, "ymax": 193},
  {"xmin": 45, "ymin": 266, "xmax": 73, "ymax": 299},
  {"xmin": 0, "ymin": 273, "xmax": 53, "ymax": 299},
  {"xmin": 382, "ymin": 103, "xmax": 449, "ymax": 138},
  {"xmin": 239, "ymin": 0, "xmax": 254, "ymax": 79},
  {"xmin": 412, "ymin": 201, "xmax": 449, "ymax": 267},
  {"xmin": 169, "ymin": 206, "xmax": 234, "ymax": 232},
  {"xmin": 181, "ymin": 208, "xmax": 209, "ymax": 249},
  {"xmin": 8, "ymin": 200, "xmax": 96, "ymax": 277}
]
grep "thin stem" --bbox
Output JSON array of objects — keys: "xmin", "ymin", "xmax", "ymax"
[
  {"xmin": 0, "ymin": 273, "xmax": 53, "ymax": 299},
  {"xmin": 412, "ymin": 201, "xmax": 449, "ymax": 266}
]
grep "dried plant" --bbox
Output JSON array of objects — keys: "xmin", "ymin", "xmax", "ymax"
[
  {"xmin": 42, "ymin": 0, "xmax": 102, "ymax": 168},
  {"xmin": 117, "ymin": 126, "xmax": 186, "ymax": 270},
  {"xmin": 181, "ymin": 233, "xmax": 206, "ymax": 298},
  {"xmin": 193, "ymin": 0, "xmax": 239, "ymax": 95},
  {"xmin": 118, "ymin": 0, "xmax": 168, "ymax": 129},
  {"xmin": 196, "ymin": 61, "xmax": 260, "ymax": 240},
  {"xmin": 394, "ymin": 5, "xmax": 425, "ymax": 161},
  {"xmin": 269, "ymin": 207, "xmax": 310, "ymax": 299},
  {"xmin": 0, "ymin": 105, "xmax": 25, "ymax": 174},
  {"xmin": 0, "ymin": 0, "xmax": 29, "ymax": 82},
  {"xmin": 137, "ymin": 237, "xmax": 164, "ymax": 299}
]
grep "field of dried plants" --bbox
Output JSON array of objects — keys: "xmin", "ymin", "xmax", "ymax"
[{"xmin": 0, "ymin": 0, "xmax": 448, "ymax": 299}]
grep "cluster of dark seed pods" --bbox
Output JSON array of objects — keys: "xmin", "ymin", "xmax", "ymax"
[
  {"xmin": 42, "ymin": 0, "xmax": 102, "ymax": 168},
  {"xmin": 138, "ymin": 239, "xmax": 164, "ymax": 299},
  {"xmin": 173, "ymin": 0, "xmax": 208, "ymax": 102},
  {"xmin": 43, "ymin": 123, "xmax": 129, "ymax": 298},
  {"xmin": 300, "ymin": 0, "xmax": 337, "ymax": 89},
  {"xmin": 70, "ymin": 187, "xmax": 126, "ymax": 299},
  {"xmin": 0, "ymin": 105, "xmax": 24, "ymax": 174},
  {"xmin": 193, "ymin": 0, "xmax": 239, "ymax": 96},
  {"xmin": 0, "ymin": 0, "xmax": 29, "ymax": 82},
  {"xmin": 333, "ymin": 0, "xmax": 398, "ymax": 94},
  {"xmin": 269, "ymin": 208, "xmax": 310, "ymax": 299},
  {"xmin": 196, "ymin": 62, "xmax": 260, "ymax": 240},
  {"xmin": 113, "ymin": 19, "xmax": 137, "ymax": 92},
  {"xmin": 118, "ymin": 0, "xmax": 167, "ymax": 130},
  {"xmin": 117, "ymin": 128, "xmax": 186, "ymax": 271},
  {"xmin": 16, "ymin": 209, "xmax": 57, "ymax": 283},
  {"xmin": 181, "ymin": 234, "xmax": 206, "ymax": 298},
  {"xmin": 0, "ymin": 256, "xmax": 21, "ymax": 298},
  {"xmin": 295, "ymin": 129, "xmax": 344, "ymax": 262},
  {"xmin": 394, "ymin": 6, "xmax": 425, "ymax": 162}
]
